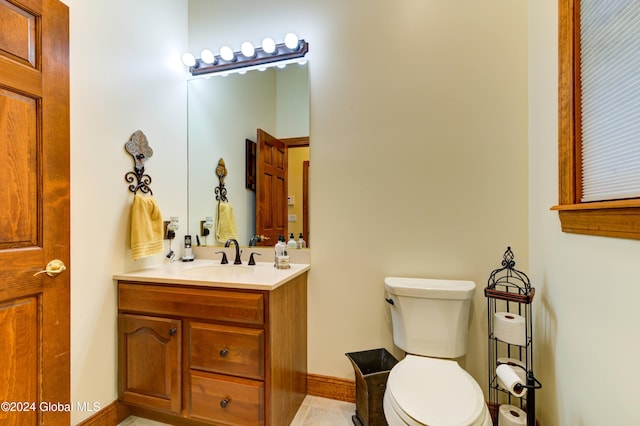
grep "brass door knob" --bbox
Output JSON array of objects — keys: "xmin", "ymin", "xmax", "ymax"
[{"xmin": 34, "ymin": 259, "xmax": 67, "ymax": 277}]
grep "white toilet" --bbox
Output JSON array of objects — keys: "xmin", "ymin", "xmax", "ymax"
[{"xmin": 383, "ymin": 277, "xmax": 492, "ymax": 426}]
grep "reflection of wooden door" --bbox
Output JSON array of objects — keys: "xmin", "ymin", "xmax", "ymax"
[
  {"xmin": 303, "ymin": 160, "xmax": 310, "ymax": 247},
  {"xmin": 0, "ymin": 1, "xmax": 70, "ymax": 425},
  {"xmin": 256, "ymin": 129, "xmax": 287, "ymax": 245}
]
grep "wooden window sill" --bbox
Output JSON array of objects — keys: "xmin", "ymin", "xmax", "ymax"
[{"xmin": 551, "ymin": 201, "xmax": 640, "ymax": 239}]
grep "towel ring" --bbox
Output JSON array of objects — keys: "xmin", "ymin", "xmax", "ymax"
[{"xmin": 125, "ymin": 130, "xmax": 154, "ymax": 195}]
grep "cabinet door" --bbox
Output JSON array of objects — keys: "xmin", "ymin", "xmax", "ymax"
[{"xmin": 118, "ymin": 314, "xmax": 181, "ymax": 413}]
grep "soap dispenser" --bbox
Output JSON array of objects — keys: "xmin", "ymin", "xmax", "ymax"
[
  {"xmin": 274, "ymin": 235, "xmax": 283, "ymax": 266},
  {"xmin": 287, "ymin": 233, "xmax": 297, "ymax": 249},
  {"xmin": 275, "ymin": 235, "xmax": 290, "ymax": 269},
  {"xmin": 181, "ymin": 235, "xmax": 195, "ymax": 262},
  {"xmin": 297, "ymin": 233, "xmax": 306, "ymax": 249}
]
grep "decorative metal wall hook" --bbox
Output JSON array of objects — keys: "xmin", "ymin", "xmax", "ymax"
[
  {"xmin": 125, "ymin": 130, "xmax": 154, "ymax": 195},
  {"xmin": 215, "ymin": 158, "xmax": 228, "ymax": 202}
]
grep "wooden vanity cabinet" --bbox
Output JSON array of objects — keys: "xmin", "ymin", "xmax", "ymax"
[{"xmin": 117, "ymin": 272, "xmax": 307, "ymax": 426}]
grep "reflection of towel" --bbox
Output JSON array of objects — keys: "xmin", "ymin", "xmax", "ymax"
[
  {"xmin": 130, "ymin": 194, "xmax": 164, "ymax": 260},
  {"xmin": 216, "ymin": 201, "xmax": 239, "ymax": 243}
]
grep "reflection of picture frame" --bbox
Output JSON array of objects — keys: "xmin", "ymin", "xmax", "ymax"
[{"xmin": 245, "ymin": 138, "xmax": 256, "ymax": 191}]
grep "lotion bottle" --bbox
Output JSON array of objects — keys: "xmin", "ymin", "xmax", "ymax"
[
  {"xmin": 274, "ymin": 235, "xmax": 284, "ymax": 266},
  {"xmin": 287, "ymin": 233, "xmax": 297, "ymax": 249}
]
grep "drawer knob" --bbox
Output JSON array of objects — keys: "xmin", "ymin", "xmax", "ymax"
[
  {"xmin": 168, "ymin": 328, "xmax": 177, "ymax": 336},
  {"xmin": 219, "ymin": 348, "xmax": 229, "ymax": 357},
  {"xmin": 220, "ymin": 398, "xmax": 229, "ymax": 408}
]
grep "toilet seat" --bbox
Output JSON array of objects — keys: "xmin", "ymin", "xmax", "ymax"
[{"xmin": 385, "ymin": 355, "xmax": 488, "ymax": 426}]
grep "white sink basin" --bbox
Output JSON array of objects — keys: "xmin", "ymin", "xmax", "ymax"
[{"xmin": 182, "ymin": 264, "xmax": 254, "ymax": 278}]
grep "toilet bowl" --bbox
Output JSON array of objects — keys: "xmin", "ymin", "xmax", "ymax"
[{"xmin": 383, "ymin": 355, "xmax": 491, "ymax": 426}]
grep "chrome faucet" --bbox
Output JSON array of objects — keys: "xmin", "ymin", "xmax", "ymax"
[{"xmin": 224, "ymin": 239, "xmax": 242, "ymax": 264}]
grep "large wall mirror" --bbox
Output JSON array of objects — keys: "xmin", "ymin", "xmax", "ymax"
[{"xmin": 187, "ymin": 63, "xmax": 309, "ymax": 247}]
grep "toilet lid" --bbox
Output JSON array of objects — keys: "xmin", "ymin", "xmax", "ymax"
[{"xmin": 386, "ymin": 355, "xmax": 486, "ymax": 426}]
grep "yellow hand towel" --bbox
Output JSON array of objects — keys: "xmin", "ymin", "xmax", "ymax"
[
  {"xmin": 215, "ymin": 201, "xmax": 239, "ymax": 243},
  {"xmin": 130, "ymin": 194, "xmax": 164, "ymax": 260}
]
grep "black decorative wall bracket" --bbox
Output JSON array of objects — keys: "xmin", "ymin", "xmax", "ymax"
[
  {"xmin": 215, "ymin": 158, "xmax": 228, "ymax": 202},
  {"xmin": 124, "ymin": 130, "xmax": 154, "ymax": 195}
]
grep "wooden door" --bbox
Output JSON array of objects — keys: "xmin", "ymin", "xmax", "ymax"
[
  {"xmin": 0, "ymin": 1, "xmax": 70, "ymax": 425},
  {"xmin": 118, "ymin": 314, "xmax": 182, "ymax": 413},
  {"xmin": 256, "ymin": 129, "xmax": 287, "ymax": 245}
]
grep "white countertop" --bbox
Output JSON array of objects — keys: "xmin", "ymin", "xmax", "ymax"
[{"xmin": 113, "ymin": 259, "xmax": 310, "ymax": 291}]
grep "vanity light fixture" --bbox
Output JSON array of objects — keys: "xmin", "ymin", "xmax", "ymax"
[
  {"xmin": 200, "ymin": 49, "xmax": 216, "ymax": 65},
  {"xmin": 261, "ymin": 37, "xmax": 277, "ymax": 54},
  {"xmin": 182, "ymin": 33, "xmax": 309, "ymax": 77},
  {"xmin": 219, "ymin": 45, "xmax": 235, "ymax": 62},
  {"xmin": 181, "ymin": 52, "xmax": 196, "ymax": 67},
  {"xmin": 241, "ymin": 42, "xmax": 256, "ymax": 58}
]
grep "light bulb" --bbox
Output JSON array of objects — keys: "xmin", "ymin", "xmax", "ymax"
[
  {"xmin": 261, "ymin": 38, "xmax": 276, "ymax": 54},
  {"xmin": 241, "ymin": 42, "xmax": 255, "ymax": 58},
  {"xmin": 200, "ymin": 49, "xmax": 216, "ymax": 64},
  {"xmin": 284, "ymin": 33, "xmax": 300, "ymax": 50},
  {"xmin": 181, "ymin": 52, "xmax": 196, "ymax": 67},
  {"xmin": 258, "ymin": 66, "xmax": 267, "ymax": 72},
  {"xmin": 220, "ymin": 45, "xmax": 235, "ymax": 61},
  {"xmin": 277, "ymin": 63, "xmax": 287, "ymax": 69}
]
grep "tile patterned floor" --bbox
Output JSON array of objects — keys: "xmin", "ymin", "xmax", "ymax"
[{"xmin": 118, "ymin": 395, "xmax": 356, "ymax": 426}]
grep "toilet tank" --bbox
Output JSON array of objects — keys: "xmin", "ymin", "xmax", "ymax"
[{"xmin": 384, "ymin": 277, "xmax": 476, "ymax": 359}]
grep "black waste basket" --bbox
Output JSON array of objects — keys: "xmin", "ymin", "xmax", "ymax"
[{"xmin": 345, "ymin": 348, "xmax": 399, "ymax": 426}]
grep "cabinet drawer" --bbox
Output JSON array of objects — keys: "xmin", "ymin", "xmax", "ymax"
[
  {"xmin": 118, "ymin": 282, "xmax": 264, "ymax": 325},
  {"xmin": 191, "ymin": 322, "xmax": 264, "ymax": 380},
  {"xmin": 190, "ymin": 371, "xmax": 264, "ymax": 425}
]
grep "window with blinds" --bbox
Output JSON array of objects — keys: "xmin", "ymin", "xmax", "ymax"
[
  {"xmin": 580, "ymin": 0, "xmax": 640, "ymax": 202},
  {"xmin": 555, "ymin": 0, "xmax": 640, "ymax": 240}
]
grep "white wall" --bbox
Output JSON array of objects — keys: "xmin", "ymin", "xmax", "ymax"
[
  {"xmin": 188, "ymin": 0, "xmax": 528, "ymax": 390},
  {"xmin": 64, "ymin": 0, "xmax": 188, "ymax": 423},
  {"xmin": 529, "ymin": 1, "xmax": 640, "ymax": 424}
]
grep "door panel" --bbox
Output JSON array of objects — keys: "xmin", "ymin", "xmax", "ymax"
[
  {"xmin": 0, "ymin": 89, "xmax": 38, "ymax": 249},
  {"xmin": 256, "ymin": 129, "xmax": 287, "ymax": 244},
  {"xmin": 0, "ymin": 0, "xmax": 70, "ymax": 425},
  {"xmin": 0, "ymin": 297, "xmax": 38, "ymax": 425},
  {"xmin": 0, "ymin": 0, "xmax": 38, "ymax": 67}
]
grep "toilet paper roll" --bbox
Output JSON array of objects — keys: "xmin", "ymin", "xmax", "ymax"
[
  {"xmin": 494, "ymin": 311, "xmax": 527, "ymax": 346},
  {"xmin": 498, "ymin": 404, "xmax": 527, "ymax": 426},
  {"xmin": 496, "ymin": 364, "xmax": 527, "ymax": 397},
  {"xmin": 497, "ymin": 358, "xmax": 527, "ymax": 392}
]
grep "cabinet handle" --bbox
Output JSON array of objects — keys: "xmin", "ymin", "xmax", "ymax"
[
  {"xmin": 220, "ymin": 398, "xmax": 229, "ymax": 408},
  {"xmin": 168, "ymin": 328, "xmax": 177, "ymax": 336},
  {"xmin": 219, "ymin": 348, "xmax": 228, "ymax": 357}
]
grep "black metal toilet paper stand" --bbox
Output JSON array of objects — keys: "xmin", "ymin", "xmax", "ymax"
[{"xmin": 485, "ymin": 247, "xmax": 542, "ymax": 426}]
